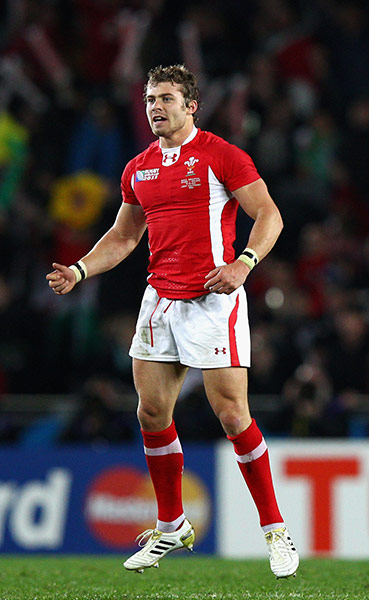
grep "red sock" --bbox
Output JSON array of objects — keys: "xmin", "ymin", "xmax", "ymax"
[
  {"xmin": 141, "ymin": 420, "xmax": 184, "ymax": 526},
  {"xmin": 228, "ymin": 419, "xmax": 283, "ymax": 527}
]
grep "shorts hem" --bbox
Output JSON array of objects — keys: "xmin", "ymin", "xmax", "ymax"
[
  {"xmin": 129, "ymin": 352, "xmax": 250, "ymax": 369},
  {"xmin": 178, "ymin": 360, "xmax": 250, "ymax": 369},
  {"xmin": 129, "ymin": 351, "xmax": 180, "ymax": 362}
]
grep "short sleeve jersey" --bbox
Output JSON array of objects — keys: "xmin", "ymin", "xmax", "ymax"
[{"xmin": 121, "ymin": 128, "xmax": 260, "ymax": 299}]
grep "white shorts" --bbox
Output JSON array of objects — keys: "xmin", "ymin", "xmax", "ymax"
[{"xmin": 129, "ymin": 285, "xmax": 251, "ymax": 369}]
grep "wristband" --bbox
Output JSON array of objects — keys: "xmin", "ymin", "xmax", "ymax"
[
  {"xmin": 69, "ymin": 260, "xmax": 88, "ymax": 284},
  {"xmin": 237, "ymin": 248, "xmax": 259, "ymax": 271}
]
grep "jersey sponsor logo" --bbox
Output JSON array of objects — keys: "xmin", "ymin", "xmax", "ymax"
[
  {"xmin": 184, "ymin": 156, "xmax": 199, "ymax": 176},
  {"xmin": 162, "ymin": 151, "xmax": 179, "ymax": 165},
  {"xmin": 214, "ymin": 347, "xmax": 227, "ymax": 355},
  {"xmin": 136, "ymin": 168, "xmax": 160, "ymax": 181}
]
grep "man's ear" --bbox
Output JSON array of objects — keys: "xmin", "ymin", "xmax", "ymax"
[{"xmin": 187, "ymin": 100, "xmax": 198, "ymax": 115}]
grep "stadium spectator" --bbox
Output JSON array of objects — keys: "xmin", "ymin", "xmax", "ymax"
[{"xmin": 66, "ymin": 97, "xmax": 130, "ymax": 181}]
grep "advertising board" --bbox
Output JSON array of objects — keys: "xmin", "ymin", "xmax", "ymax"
[
  {"xmin": 0, "ymin": 445, "xmax": 215, "ymax": 554},
  {"xmin": 217, "ymin": 440, "xmax": 369, "ymax": 558},
  {"xmin": 1, "ymin": 440, "xmax": 368, "ymax": 557}
]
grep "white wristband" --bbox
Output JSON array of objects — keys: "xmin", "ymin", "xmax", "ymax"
[
  {"xmin": 237, "ymin": 248, "xmax": 259, "ymax": 271},
  {"xmin": 68, "ymin": 260, "xmax": 88, "ymax": 284}
]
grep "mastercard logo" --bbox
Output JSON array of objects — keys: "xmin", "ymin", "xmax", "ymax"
[{"xmin": 84, "ymin": 466, "xmax": 211, "ymax": 548}]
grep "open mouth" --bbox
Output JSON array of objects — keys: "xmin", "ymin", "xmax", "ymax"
[{"xmin": 153, "ymin": 116, "xmax": 167, "ymax": 123}]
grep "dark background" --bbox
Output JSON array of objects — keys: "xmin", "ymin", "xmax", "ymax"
[{"xmin": 1, "ymin": 0, "xmax": 369, "ymax": 444}]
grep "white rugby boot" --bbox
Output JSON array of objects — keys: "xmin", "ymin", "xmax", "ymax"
[
  {"xmin": 265, "ymin": 527, "xmax": 299, "ymax": 578},
  {"xmin": 123, "ymin": 518, "xmax": 195, "ymax": 573}
]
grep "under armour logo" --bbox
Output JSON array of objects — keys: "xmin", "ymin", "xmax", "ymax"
[
  {"xmin": 215, "ymin": 347, "xmax": 227, "ymax": 355},
  {"xmin": 162, "ymin": 152, "xmax": 178, "ymax": 165}
]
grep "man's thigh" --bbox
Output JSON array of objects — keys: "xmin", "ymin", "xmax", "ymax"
[
  {"xmin": 202, "ymin": 366, "xmax": 252, "ymax": 434},
  {"xmin": 203, "ymin": 366, "xmax": 249, "ymax": 407},
  {"xmin": 133, "ymin": 358, "xmax": 188, "ymax": 431},
  {"xmin": 133, "ymin": 358, "xmax": 188, "ymax": 406}
]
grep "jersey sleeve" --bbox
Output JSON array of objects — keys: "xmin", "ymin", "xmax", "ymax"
[
  {"xmin": 120, "ymin": 160, "xmax": 140, "ymax": 205},
  {"xmin": 215, "ymin": 139, "xmax": 261, "ymax": 192}
]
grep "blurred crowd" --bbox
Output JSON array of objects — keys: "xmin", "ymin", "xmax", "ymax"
[{"xmin": 1, "ymin": 0, "xmax": 369, "ymax": 443}]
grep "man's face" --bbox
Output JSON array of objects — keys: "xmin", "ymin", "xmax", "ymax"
[{"xmin": 145, "ymin": 81, "xmax": 194, "ymax": 139}]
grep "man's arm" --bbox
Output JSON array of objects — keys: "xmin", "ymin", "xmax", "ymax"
[
  {"xmin": 46, "ymin": 203, "xmax": 147, "ymax": 295},
  {"xmin": 204, "ymin": 178, "xmax": 283, "ymax": 294}
]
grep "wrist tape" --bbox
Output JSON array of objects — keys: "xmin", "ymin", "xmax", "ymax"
[
  {"xmin": 69, "ymin": 260, "xmax": 88, "ymax": 284},
  {"xmin": 237, "ymin": 247, "xmax": 259, "ymax": 271}
]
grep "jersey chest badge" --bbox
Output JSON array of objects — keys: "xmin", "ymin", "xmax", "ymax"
[
  {"xmin": 184, "ymin": 156, "xmax": 199, "ymax": 176},
  {"xmin": 181, "ymin": 156, "xmax": 201, "ymax": 189}
]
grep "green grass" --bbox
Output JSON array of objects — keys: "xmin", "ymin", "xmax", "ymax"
[{"xmin": 0, "ymin": 555, "xmax": 368, "ymax": 600}]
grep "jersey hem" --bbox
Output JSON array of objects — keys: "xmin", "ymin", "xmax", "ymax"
[{"xmin": 155, "ymin": 290, "xmax": 211, "ymax": 300}]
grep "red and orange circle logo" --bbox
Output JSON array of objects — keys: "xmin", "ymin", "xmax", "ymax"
[{"xmin": 84, "ymin": 466, "xmax": 211, "ymax": 548}]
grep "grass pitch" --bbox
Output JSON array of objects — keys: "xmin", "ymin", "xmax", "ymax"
[{"xmin": 0, "ymin": 555, "xmax": 368, "ymax": 600}]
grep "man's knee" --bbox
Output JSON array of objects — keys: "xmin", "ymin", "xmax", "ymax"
[
  {"xmin": 137, "ymin": 399, "xmax": 171, "ymax": 431},
  {"xmin": 216, "ymin": 403, "xmax": 252, "ymax": 437}
]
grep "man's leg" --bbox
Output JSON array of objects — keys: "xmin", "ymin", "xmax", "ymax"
[
  {"xmin": 124, "ymin": 359, "xmax": 195, "ymax": 572},
  {"xmin": 203, "ymin": 366, "xmax": 283, "ymax": 526},
  {"xmin": 133, "ymin": 358, "xmax": 188, "ymax": 531},
  {"xmin": 203, "ymin": 366, "xmax": 299, "ymax": 577}
]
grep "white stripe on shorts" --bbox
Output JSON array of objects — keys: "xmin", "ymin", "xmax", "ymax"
[
  {"xmin": 144, "ymin": 437, "xmax": 183, "ymax": 456},
  {"xmin": 235, "ymin": 438, "xmax": 267, "ymax": 463}
]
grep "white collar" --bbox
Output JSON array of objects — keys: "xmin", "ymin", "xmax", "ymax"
[{"xmin": 182, "ymin": 126, "xmax": 198, "ymax": 145}]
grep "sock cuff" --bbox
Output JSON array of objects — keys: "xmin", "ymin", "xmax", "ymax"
[
  {"xmin": 227, "ymin": 418, "xmax": 264, "ymax": 455},
  {"xmin": 156, "ymin": 513, "xmax": 186, "ymax": 533},
  {"xmin": 262, "ymin": 522, "xmax": 285, "ymax": 534},
  {"xmin": 141, "ymin": 420, "xmax": 179, "ymax": 449}
]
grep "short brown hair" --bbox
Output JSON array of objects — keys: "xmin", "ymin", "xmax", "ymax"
[{"xmin": 144, "ymin": 64, "xmax": 200, "ymax": 123}]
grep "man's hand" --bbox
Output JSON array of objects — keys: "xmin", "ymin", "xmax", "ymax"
[
  {"xmin": 204, "ymin": 260, "xmax": 250, "ymax": 294},
  {"xmin": 46, "ymin": 262, "xmax": 77, "ymax": 295}
]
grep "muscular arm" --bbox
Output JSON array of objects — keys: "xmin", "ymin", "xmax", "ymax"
[
  {"xmin": 233, "ymin": 178, "xmax": 283, "ymax": 261},
  {"xmin": 81, "ymin": 203, "xmax": 147, "ymax": 277},
  {"xmin": 204, "ymin": 178, "xmax": 283, "ymax": 294},
  {"xmin": 46, "ymin": 203, "xmax": 147, "ymax": 294}
]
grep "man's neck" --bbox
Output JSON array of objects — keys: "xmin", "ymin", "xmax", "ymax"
[{"xmin": 159, "ymin": 123, "xmax": 196, "ymax": 149}]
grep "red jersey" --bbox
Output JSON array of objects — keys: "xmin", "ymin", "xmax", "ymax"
[{"xmin": 120, "ymin": 128, "xmax": 260, "ymax": 299}]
